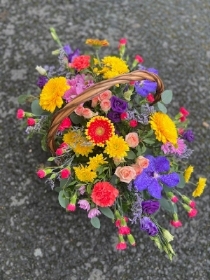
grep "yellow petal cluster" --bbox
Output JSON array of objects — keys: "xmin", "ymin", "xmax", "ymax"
[
  {"xmin": 150, "ymin": 112, "xmax": 178, "ymax": 145},
  {"xmin": 99, "ymin": 56, "xmax": 129, "ymax": 79},
  {"xmin": 88, "ymin": 154, "xmax": 108, "ymax": 171},
  {"xmin": 184, "ymin": 165, "xmax": 194, "ymax": 183},
  {"xmin": 39, "ymin": 77, "xmax": 69, "ymax": 113},
  {"xmin": 105, "ymin": 135, "xmax": 129, "ymax": 158},
  {"xmin": 192, "ymin": 178, "xmax": 207, "ymax": 197},
  {"xmin": 74, "ymin": 165, "xmax": 97, "ymax": 183}
]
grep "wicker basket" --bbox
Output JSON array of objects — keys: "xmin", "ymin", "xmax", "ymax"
[{"xmin": 47, "ymin": 70, "xmax": 164, "ymax": 154}]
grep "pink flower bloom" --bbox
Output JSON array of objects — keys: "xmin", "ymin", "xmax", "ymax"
[
  {"xmin": 171, "ymin": 196, "xmax": 179, "ymax": 203},
  {"xmin": 115, "ymin": 219, "xmax": 121, "ymax": 228},
  {"xmin": 188, "ymin": 208, "xmax": 198, "ymax": 218},
  {"xmin": 82, "ymin": 108, "xmax": 96, "ymax": 119},
  {"xmin": 115, "ymin": 166, "xmax": 136, "ymax": 183},
  {"xmin": 66, "ymin": 203, "xmax": 76, "ymax": 212},
  {"xmin": 58, "ymin": 118, "xmax": 72, "ymax": 131},
  {"xmin": 129, "ymin": 119, "xmax": 138, "ymax": 127},
  {"xmin": 16, "ymin": 109, "xmax": 25, "ymax": 119},
  {"xmin": 116, "ymin": 242, "xmax": 127, "ymax": 250},
  {"xmin": 100, "ymin": 99, "xmax": 111, "ymax": 112},
  {"xmin": 99, "ymin": 90, "xmax": 112, "ymax": 100},
  {"xmin": 63, "ymin": 74, "xmax": 94, "ymax": 103},
  {"xmin": 74, "ymin": 104, "xmax": 84, "ymax": 116},
  {"xmin": 125, "ymin": 132, "xmax": 139, "ymax": 148},
  {"xmin": 78, "ymin": 185, "xmax": 86, "ymax": 195},
  {"xmin": 178, "ymin": 128, "xmax": 185, "ymax": 135},
  {"xmin": 91, "ymin": 96, "xmax": 99, "ymax": 107},
  {"xmin": 36, "ymin": 169, "xmax": 47, "ymax": 178},
  {"xmin": 189, "ymin": 200, "xmax": 196, "ymax": 208},
  {"xmin": 146, "ymin": 93, "xmax": 155, "ymax": 103},
  {"xmin": 161, "ymin": 138, "xmax": 187, "ymax": 156},
  {"xmin": 78, "ymin": 199, "xmax": 90, "ymax": 211},
  {"xmin": 27, "ymin": 118, "xmax": 36, "ymax": 126},
  {"xmin": 135, "ymin": 55, "xmax": 144, "ymax": 64},
  {"xmin": 60, "ymin": 168, "xmax": 71, "ymax": 179},
  {"xmin": 135, "ymin": 156, "xmax": 149, "ymax": 169},
  {"xmin": 119, "ymin": 38, "xmax": 127, "ymax": 45},
  {"xmin": 55, "ymin": 148, "xmax": 65, "ymax": 156},
  {"xmin": 118, "ymin": 226, "xmax": 131, "ymax": 235},
  {"xmin": 131, "ymin": 164, "xmax": 143, "ymax": 176},
  {"xmin": 120, "ymin": 112, "xmax": 128, "ymax": 120},
  {"xmin": 59, "ymin": 142, "xmax": 69, "ymax": 149},
  {"xmin": 88, "ymin": 208, "xmax": 101, "ymax": 219},
  {"xmin": 170, "ymin": 220, "xmax": 182, "ymax": 228},
  {"xmin": 180, "ymin": 107, "xmax": 189, "ymax": 117}
]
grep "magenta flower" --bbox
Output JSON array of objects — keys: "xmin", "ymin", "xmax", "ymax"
[{"xmin": 161, "ymin": 138, "xmax": 187, "ymax": 156}]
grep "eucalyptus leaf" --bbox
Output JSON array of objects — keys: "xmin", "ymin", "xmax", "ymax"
[
  {"xmin": 60, "ymin": 179, "xmax": 70, "ymax": 188},
  {"xmin": 31, "ymin": 100, "xmax": 45, "ymax": 115},
  {"xmin": 18, "ymin": 94, "xmax": 29, "ymax": 104},
  {"xmin": 90, "ymin": 217, "xmax": 100, "ymax": 229},
  {"xmin": 126, "ymin": 150, "xmax": 136, "ymax": 159},
  {"xmin": 160, "ymin": 197, "xmax": 177, "ymax": 213},
  {"xmin": 58, "ymin": 190, "xmax": 69, "ymax": 208},
  {"xmin": 157, "ymin": 102, "xmax": 167, "ymax": 113},
  {"xmin": 99, "ymin": 207, "xmax": 114, "ymax": 219},
  {"xmin": 161, "ymin": 90, "xmax": 173, "ymax": 104},
  {"xmin": 176, "ymin": 173, "xmax": 186, "ymax": 188},
  {"xmin": 70, "ymin": 112, "xmax": 83, "ymax": 124}
]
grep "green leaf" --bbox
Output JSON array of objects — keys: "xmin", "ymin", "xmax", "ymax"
[
  {"xmin": 31, "ymin": 100, "xmax": 45, "ymax": 115},
  {"xmin": 176, "ymin": 173, "xmax": 186, "ymax": 188},
  {"xmin": 60, "ymin": 179, "xmax": 70, "ymax": 188},
  {"xmin": 99, "ymin": 207, "xmax": 114, "ymax": 219},
  {"xmin": 160, "ymin": 198, "xmax": 177, "ymax": 213},
  {"xmin": 18, "ymin": 94, "xmax": 29, "ymax": 104},
  {"xmin": 157, "ymin": 102, "xmax": 167, "ymax": 113},
  {"xmin": 47, "ymin": 157, "xmax": 55, "ymax": 162},
  {"xmin": 70, "ymin": 112, "xmax": 83, "ymax": 124},
  {"xmin": 90, "ymin": 217, "xmax": 100, "ymax": 229},
  {"xmin": 161, "ymin": 90, "xmax": 173, "ymax": 104},
  {"xmin": 126, "ymin": 150, "xmax": 136, "ymax": 159},
  {"xmin": 58, "ymin": 190, "xmax": 69, "ymax": 208},
  {"xmin": 143, "ymin": 138, "xmax": 156, "ymax": 144},
  {"xmin": 54, "ymin": 187, "xmax": 62, "ymax": 193},
  {"xmin": 110, "ymin": 175, "xmax": 118, "ymax": 185},
  {"xmin": 41, "ymin": 135, "xmax": 48, "ymax": 151}
]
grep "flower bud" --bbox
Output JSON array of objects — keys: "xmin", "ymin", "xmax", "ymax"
[
  {"xmin": 35, "ymin": 66, "xmax": 47, "ymax": 76},
  {"xmin": 162, "ymin": 229, "xmax": 174, "ymax": 242},
  {"xmin": 127, "ymin": 234, "xmax": 136, "ymax": 246},
  {"xmin": 27, "ymin": 118, "xmax": 36, "ymax": 126},
  {"xmin": 16, "ymin": 109, "xmax": 25, "ymax": 119}
]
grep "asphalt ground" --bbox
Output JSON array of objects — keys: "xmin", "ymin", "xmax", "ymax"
[{"xmin": 0, "ymin": 0, "xmax": 210, "ymax": 279}]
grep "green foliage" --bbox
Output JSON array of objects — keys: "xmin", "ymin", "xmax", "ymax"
[
  {"xmin": 161, "ymin": 90, "xmax": 173, "ymax": 104},
  {"xmin": 176, "ymin": 173, "xmax": 186, "ymax": 188},
  {"xmin": 90, "ymin": 217, "xmax": 100, "ymax": 229},
  {"xmin": 157, "ymin": 101, "xmax": 167, "ymax": 113},
  {"xmin": 126, "ymin": 150, "xmax": 136, "ymax": 159},
  {"xmin": 58, "ymin": 190, "xmax": 69, "ymax": 208},
  {"xmin": 18, "ymin": 93, "xmax": 36, "ymax": 104},
  {"xmin": 99, "ymin": 207, "xmax": 114, "ymax": 219},
  {"xmin": 31, "ymin": 100, "xmax": 46, "ymax": 115},
  {"xmin": 160, "ymin": 197, "xmax": 177, "ymax": 213}
]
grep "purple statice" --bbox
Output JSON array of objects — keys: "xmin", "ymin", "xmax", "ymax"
[
  {"xmin": 126, "ymin": 104, "xmax": 155, "ymax": 125},
  {"xmin": 63, "ymin": 74, "xmax": 94, "ymax": 103},
  {"xmin": 88, "ymin": 208, "xmax": 101, "ymax": 218},
  {"xmin": 37, "ymin": 76, "xmax": 48, "ymax": 89},
  {"xmin": 110, "ymin": 96, "xmax": 127, "ymax": 113},
  {"xmin": 63, "ymin": 44, "xmax": 80, "ymax": 62},
  {"xmin": 182, "ymin": 130, "xmax": 195, "ymax": 142},
  {"xmin": 135, "ymin": 80, "xmax": 157, "ymax": 97},
  {"xmin": 142, "ymin": 200, "xmax": 160, "ymax": 215},
  {"xmin": 129, "ymin": 193, "xmax": 143, "ymax": 224},
  {"xmin": 78, "ymin": 199, "xmax": 90, "ymax": 211},
  {"xmin": 45, "ymin": 179, "xmax": 55, "ymax": 190},
  {"xmin": 134, "ymin": 155, "xmax": 180, "ymax": 199},
  {"xmin": 179, "ymin": 148, "xmax": 193, "ymax": 159},
  {"xmin": 140, "ymin": 217, "xmax": 158, "ymax": 236},
  {"xmin": 107, "ymin": 110, "xmax": 121, "ymax": 123},
  {"xmin": 139, "ymin": 65, "xmax": 159, "ymax": 75}
]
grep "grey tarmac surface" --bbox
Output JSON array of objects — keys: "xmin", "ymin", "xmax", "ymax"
[{"xmin": 0, "ymin": 0, "xmax": 210, "ymax": 279}]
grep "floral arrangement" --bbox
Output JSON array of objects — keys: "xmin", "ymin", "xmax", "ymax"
[{"xmin": 17, "ymin": 28, "xmax": 207, "ymax": 260}]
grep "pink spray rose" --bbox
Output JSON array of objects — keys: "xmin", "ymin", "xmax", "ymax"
[
  {"xmin": 125, "ymin": 132, "xmax": 139, "ymax": 148},
  {"xmin": 100, "ymin": 99, "xmax": 111, "ymax": 112},
  {"xmin": 115, "ymin": 166, "xmax": 136, "ymax": 183},
  {"xmin": 99, "ymin": 90, "xmax": 112, "ymax": 100}
]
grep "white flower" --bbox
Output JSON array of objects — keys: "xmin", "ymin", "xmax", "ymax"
[{"xmin": 35, "ymin": 66, "xmax": 47, "ymax": 76}]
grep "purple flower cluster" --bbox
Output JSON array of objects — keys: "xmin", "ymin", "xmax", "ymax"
[
  {"xmin": 37, "ymin": 76, "xmax": 48, "ymax": 89},
  {"xmin": 63, "ymin": 44, "xmax": 80, "ymax": 62},
  {"xmin": 142, "ymin": 200, "xmax": 160, "ymax": 215},
  {"xmin": 134, "ymin": 155, "xmax": 180, "ymax": 199},
  {"xmin": 110, "ymin": 96, "xmax": 127, "ymax": 113},
  {"xmin": 140, "ymin": 217, "xmax": 158, "ymax": 236},
  {"xmin": 183, "ymin": 130, "xmax": 194, "ymax": 142},
  {"xmin": 135, "ymin": 80, "xmax": 157, "ymax": 97}
]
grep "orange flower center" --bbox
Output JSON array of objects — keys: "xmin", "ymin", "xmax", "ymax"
[{"xmin": 95, "ymin": 127, "xmax": 105, "ymax": 136}]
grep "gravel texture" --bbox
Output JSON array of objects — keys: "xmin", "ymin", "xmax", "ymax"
[{"xmin": 1, "ymin": 0, "xmax": 210, "ymax": 279}]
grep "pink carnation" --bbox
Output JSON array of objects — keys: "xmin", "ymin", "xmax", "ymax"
[
  {"xmin": 170, "ymin": 220, "xmax": 182, "ymax": 228},
  {"xmin": 16, "ymin": 109, "xmax": 25, "ymax": 119},
  {"xmin": 66, "ymin": 203, "xmax": 76, "ymax": 212},
  {"xmin": 27, "ymin": 118, "xmax": 36, "ymax": 126},
  {"xmin": 36, "ymin": 169, "xmax": 47, "ymax": 178},
  {"xmin": 116, "ymin": 242, "xmax": 127, "ymax": 250},
  {"xmin": 188, "ymin": 208, "xmax": 198, "ymax": 218},
  {"xmin": 118, "ymin": 226, "xmax": 131, "ymax": 235},
  {"xmin": 135, "ymin": 55, "xmax": 144, "ymax": 63},
  {"xmin": 60, "ymin": 168, "xmax": 71, "ymax": 179},
  {"xmin": 58, "ymin": 118, "xmax": 72, "ymax": 131}
]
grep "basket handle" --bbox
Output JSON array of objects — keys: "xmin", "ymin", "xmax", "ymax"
[{"xmin": 47, "ymin": 70, "xmax": 164, "ymax": 154}]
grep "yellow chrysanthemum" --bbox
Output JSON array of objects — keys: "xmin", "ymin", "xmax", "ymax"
[
  {"xmin": 88, "ymin": 154, "xmax": 108, "ymax": 171},
  {"xmin": 184, "ymin": 165, "xmax": 194, "ymax": 183},
  {"xmin": 74, "ymin": 165, "xmax": 97, "ymax": 183},
  {"xmin": 63, "ymin": 130, "xmax": 94, "ymax": 156},
  {"xmin": 100, "ymin": 56, "xmax": 129, "ymax": 79},
  {"xmin": 104, "ymin": 135, "xmax": 129, "ymax": 158},
  {"xmin": 192, "ymin": 178, "xmax": 207, "ymax": 197},
  {"xmin": 85, "ymin": 38, "xmax": 109, "ymax": 47},
  {"xmin": 150, "ymin": 112, "xmax": 178, "ymax": 145},
  {"xmin": 39, "ymin": 77, "xmax": 70, "ymax": 113}
]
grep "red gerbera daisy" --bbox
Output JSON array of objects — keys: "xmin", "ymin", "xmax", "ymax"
[
  {"xmin": 91, "ymin": 181, "xmax": 119, "ymax": 207},
  {"xmin": 85, "ymin": 116, "xmax": 114, "ymax": 146}
]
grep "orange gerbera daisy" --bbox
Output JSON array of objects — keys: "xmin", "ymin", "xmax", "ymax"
[{"xmin": 85, "ymin": 116, "xmax": 114, "ymax": 146}]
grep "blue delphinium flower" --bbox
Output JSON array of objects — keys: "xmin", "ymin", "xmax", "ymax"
[
  {"xmin": 140, "ymin": 217, "xmax": 158, "ymax": 236},
  {"xmin": 134, "ymin": 155, "xmax": 180, "ymax": 199},
  {"xmin": 135, "ymin": 80, "xmax": 157, "ymax": 97}
]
